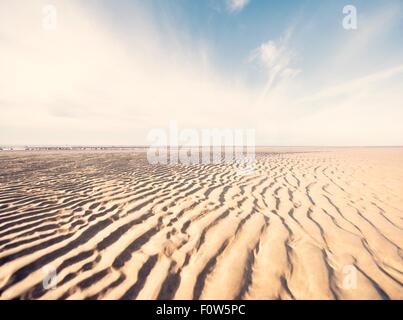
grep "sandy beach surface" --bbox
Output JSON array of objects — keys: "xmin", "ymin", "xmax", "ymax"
[{"xmin": 0, "ymin": 148, "xmax": 402, "ymax": 300}]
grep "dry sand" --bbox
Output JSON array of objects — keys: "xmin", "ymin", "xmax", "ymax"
[{"xmin": 0, "ymin": 148, "xmax": 402, "ymax": 300}]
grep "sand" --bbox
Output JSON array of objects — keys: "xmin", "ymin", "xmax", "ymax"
[{"xmin": 0, "ymin": 148, "xmax": 402, "ymax": 300}]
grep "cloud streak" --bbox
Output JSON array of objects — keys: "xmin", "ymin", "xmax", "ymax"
[
  {"xmin": 0, "ymin": 0, "xmax": 256, "ymax": 145},
  {"xmin": 0, "ymin": 0, "xmax": 402, "ymax": 146},
  {"xmin": 249, "ymin": 32, "xmax": 300, "ymax": 100},
  {"xmin": 226, "ymin": 0, "xmax": 250, "ymax": 13}
]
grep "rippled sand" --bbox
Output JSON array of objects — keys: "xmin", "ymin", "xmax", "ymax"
[{"xmin": 0, "ymin": 148, "xmax": 402, "ymax": 300}]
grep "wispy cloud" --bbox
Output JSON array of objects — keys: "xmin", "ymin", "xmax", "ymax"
[
  {"xmin": 299, "ymin": 64, "xmax": 403, "ymax": 104},
  {"xmin": 0, "ymin": 0, "xmax": 402, "ymax": 146},
  {"xmin": 0, "ymin": 0, "xmax": 255, "ymax": 145},
  {"xmin": 226, "ymin": 0, "xmax": 250, "ymax": 13},
  {"xmin": 249, "ymin": 30, "xmax": 300, "ymax": 100}
]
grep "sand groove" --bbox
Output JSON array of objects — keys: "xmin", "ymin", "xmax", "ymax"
[{"xmin": 0, "ymin": 148, "xmax": 402, "ymax": 299}]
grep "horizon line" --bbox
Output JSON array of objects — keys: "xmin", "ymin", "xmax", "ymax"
[{"xmin": 1, "ymin": 145, "xmax": 403, "ymax": 149}]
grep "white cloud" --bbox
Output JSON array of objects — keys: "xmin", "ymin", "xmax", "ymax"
[
  {"xmin": 249, "ymin": 33, "xmax": 300, "ymax": 101},
  {"xmin": 0, "ymin": 0, "xmax": 402, "ymax": 146},
  {"xmin": 0, "ymin": 0, "xmax": 256, "ymax": 145},
  {"xmin": 226, "ymin": 0, "xmax": 250, "ymax": 13},
  {"xmin": 298, "ymin": 64, "xmax": 403, "ymax": 104},
  {"xmin": 316, "ymin": 2, "xmax": 403, "ymax": 86},
  {"xmin": 255, "ymin": 64, "xmax": 403, "ymax": 146}
]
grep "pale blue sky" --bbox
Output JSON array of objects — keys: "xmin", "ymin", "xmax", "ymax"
[
  {"xmin": 1, "ymin": 0, "xmax": 403, "ymax": 145},
  {"xmin": 96, "ymin": 0, "xmax": 403, "ymax": 85}
]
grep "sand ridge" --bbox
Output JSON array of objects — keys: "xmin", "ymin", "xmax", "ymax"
[{"xmin": 0, "ymin": 148, "xmax": 402, "ymax": 299}]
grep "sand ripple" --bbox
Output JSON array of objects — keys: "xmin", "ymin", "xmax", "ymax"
[{"xmin": 0, "ymin": 148, "xmax": 402, "ymax": 299}]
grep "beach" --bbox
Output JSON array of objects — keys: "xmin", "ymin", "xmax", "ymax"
[{"xmin": 0, "ymin": 148, "xmax": 402, "ymax": 300}]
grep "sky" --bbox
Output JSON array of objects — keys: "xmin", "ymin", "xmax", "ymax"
[{"xmin": 1, "ymin": 0, "xmax": 403, "ymax": 146}]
